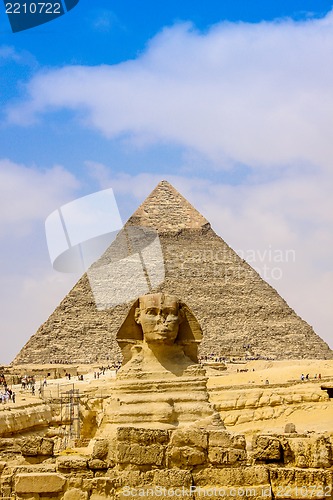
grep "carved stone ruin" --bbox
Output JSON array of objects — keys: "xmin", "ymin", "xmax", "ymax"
[{"xmin": 98, "ymin": 293, "xmax": 224, "ymax": 434}]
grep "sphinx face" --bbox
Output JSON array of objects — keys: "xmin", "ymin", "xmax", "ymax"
[{"xmin": 135, "ymin": 293, "xmax": 181, "ymax": 345}]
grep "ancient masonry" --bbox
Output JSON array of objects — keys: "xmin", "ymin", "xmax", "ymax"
[
  {"xmin": 1, "ymin": 426, "xmax": 333, "ymax": 499},
  {"xmin": 13, "ymin": 180, "xmax": 333, "ymax": 364}
]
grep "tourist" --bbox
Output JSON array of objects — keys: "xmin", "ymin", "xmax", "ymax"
[{"xmin": 12, "ymin": 392, "xmax": 15, "ymax": 403}]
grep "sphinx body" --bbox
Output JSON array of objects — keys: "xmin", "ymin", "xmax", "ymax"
[{"xmin": 98, "ymin": 293, "xmax": 223, "ymax": 433}]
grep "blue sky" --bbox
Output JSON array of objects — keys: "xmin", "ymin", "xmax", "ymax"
[{"xmin": 1, "ymin": 1, "xmax": 333, "ymax": 363}]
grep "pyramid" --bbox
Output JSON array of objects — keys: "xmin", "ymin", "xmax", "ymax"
[{"xmin": 13, "ymin": 181, "xmax": 333, "ymax": 364}]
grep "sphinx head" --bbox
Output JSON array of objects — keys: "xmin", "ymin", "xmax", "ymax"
[
  {"xmin": 117, "ymin": 293, "xmax": 202, "ymax": 364},
  {"xmin": 134, "ymin": 293, "xmax": 184, "ymax": 345}
]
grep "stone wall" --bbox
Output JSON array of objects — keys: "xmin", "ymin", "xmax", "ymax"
[{"xmin": 1, "ymin": 427, "xmax": 333, "ymax": 499}]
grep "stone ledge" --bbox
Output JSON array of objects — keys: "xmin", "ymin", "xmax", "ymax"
[{"xmin": 15, "ymin": 472, "xmax": 66, "ymax": 493}]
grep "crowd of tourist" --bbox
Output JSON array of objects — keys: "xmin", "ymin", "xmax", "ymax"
[
  {"xmin": 199, "ymin": 353, "xmax": 276, "ymax": 363},
  {"xmin": 21, "ymin": 375, "xmax": 35, "ymax": 390},
  {"xmin": 0, "ymin": 372, "xmax": 15, "ymax": 404},
  {"xmin": 199, "ymin": 354, "xmax": 227, "ymax": 363},
  {"xmin": 300, "ymin": 373, "xmax": 321, "ymax": 381},
  {"xmin": 1, "ymin": 388, "xmax": 15, "ymax": 404}
]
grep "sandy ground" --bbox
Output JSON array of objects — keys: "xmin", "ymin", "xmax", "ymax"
[
  {"xmin": 2, "ymin": 360, "xmax": 333, "ymax": 439},
  {"xmin": 207, "ymin": 360, "xmax": 333, "ymax": 438},
  {"xmin": 207, "ymin": 359, "xmax": 333, "ymax": 387},
  {"xmin": 1, "ymin": 367, "xmax": 117, "ymax": 407}
]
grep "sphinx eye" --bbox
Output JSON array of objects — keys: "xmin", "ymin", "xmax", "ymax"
[{"xmin": 146, "ymin": 308, "xmax": 157, "ymax": 315}]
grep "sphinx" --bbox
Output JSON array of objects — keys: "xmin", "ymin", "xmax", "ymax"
[{"xmin": 98, "ymin": 293, "xmax": 224, "ymax": 431}]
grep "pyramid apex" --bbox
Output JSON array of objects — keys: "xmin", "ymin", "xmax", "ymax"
[
  {"xmin": 126, "ymin": 180, "xmax": 210, "ymax": 233},
  {"xmin": 158, "ymin": 179, "xmax": 173, "ymax": 186}
]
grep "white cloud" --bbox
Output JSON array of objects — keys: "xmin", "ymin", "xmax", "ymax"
[
  {"xmin": 0, "ymin": 161, "xmax": 81, "ymax": 364},
  {"xmin": 6, "ymin": 11, "xmax": 333, "ymax": 170},
  {"xmin": 90, "ymin": 9, "xmax": 121, "ymax": 33},
  {"xmin": 0, "ymin": 46, "xmax": 20, "ymax": 62},
  {"xmin": 0, "ymin": 45, "xmax": 38, "ymax": 68},
  {"xmin": 0, "ymin": 160, "xmax": 80, "ymax": 236},
  {"xmin": 1, "ymin": 270, "xmax": 79, "ymax": 365}
]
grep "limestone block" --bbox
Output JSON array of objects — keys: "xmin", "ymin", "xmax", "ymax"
[
  {"xmin": 117, "ymin": 427, "xmax": 169, "ymax": 445},
  {"xmin": 68, "ymin": 477, "xmax": 83, "ymax": 488},
  {"xmin": 116, "ymin": 443, "xmax": 165, "ymax": 466},
  {"xmin": 0, "ymin": 405, "xmax": 53, "ymax": 437},
  {"xmin": 192, "ymin": 466, "xmax": 272, "ymax": 498},
  {"xmin": 14, "ymin": 464, "xmax": 57, "ymax": 475},
  {"xmin": 269, "ymin": 394, "xmax": 282, "ymax": 406},
  {"xmin": 57, "ymin": 455, "xmax": 88, "ymax": 471},
  {"xmin": 82, "ymin": 478, "xmax": 94, "ymax": 491},
  {"xmin": 245, "ymin": 396, "xmax": 262, "ymax": 408},
  {"xmin": 116, "ymin": 469, "xmax": 193, "ymax": 499},
  {"xmin": 1, "ymin": 473, "xmax": 13, "ymax": 487},
  {"xmin": 193, "ymin": 466, "xmax": 270, "ymax": 487},
  {"xmin": 64, "ymin": 488, "xmax": 89, "ymax": 500},
  {"xmin": 285, "ymin": 423, "xmax": 297, "ymax": 433},
  {"xmin": 92, "ymin": 439, "xmax": 109, "ymax": 460},
  {"xmin": 232, "ymin": 434, "xmax": 247, "ymax": 449},
  {"xmin": 89, "ymin": 477, "xmax": 117, "ymax": 497},
  {"xmin": 207, "ymin": 430, "xmax": 246, "ymax": 465},
  {"xmin": 252, "ymin": 436, "xmax": 281, "ymax": 461},
  {"xmin": 21, "ymin": 437, "xmax": 54, "ymax": 456},
  {"xmin": 1, "ymin": 487, "xmax": 14, "ymax": 498},
  {"xmin": 39, "ymin": 438, "xmax": 54, "ymax": 456},
  {"xmin": 270, "ymin": 468, "xmax": 333, "ymax": 499},
  {"xmin": 88, "ymin": 459, "xmax": 108, "ymax": 470},
  {"xmin": 21, "ymin": 437, "xmax": 42, "ymax": 456},
  {"xmin": 170, "ymin": 427, "xmax": 208, "ymax": 449},
  {"xmin": 0, "ymin": 437, "xmax": 22, "ymax": 454},
  {"xmin": 208, "ymin": 446, "xmax": 246, "ymax": 465},
  {"xmin": 281, "ymin": 436, "xmax": 332, "ymax": 468},
  {"xmin": 115, "ymin": 470, "xmax": 141, "ymax": 488},
  {"xmin": 167, "ymin": 446, "xmax": 206, "ymax": 468},
  {"xmin": 148, "ymin": 469, "xmax": 192, "ymax": 488},
  {"xmin": 208, "ymin": 430, "xmax": 233, "ymax": 447},
  {"xmin": 15, "ymin": 473, "xmax": 66, "ymax": 493}
]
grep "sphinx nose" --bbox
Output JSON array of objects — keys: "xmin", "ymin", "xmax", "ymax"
[{"xmin": 156, "ymin": 314, "xmax": 166, "ymax": 324}]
